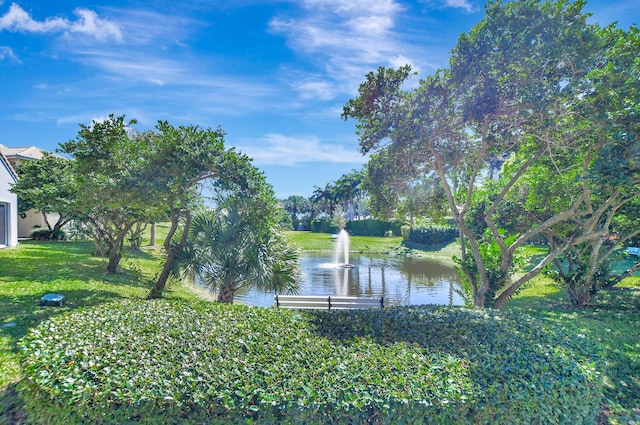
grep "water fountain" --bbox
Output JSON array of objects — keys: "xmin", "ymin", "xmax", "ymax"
[{"xmin": 333, "ymin": 229, "xmax": 355, "ymax": 268}]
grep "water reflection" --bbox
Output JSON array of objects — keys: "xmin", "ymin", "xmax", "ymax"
[{"xmin": 231, "ymin": 253, "xmax": 464, "ymax": 307}]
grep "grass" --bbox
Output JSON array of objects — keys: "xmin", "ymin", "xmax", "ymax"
[
  {"xmin": 1, "ymin": 232, "xmax": 638, "ymax": 424},
  {"xmin": 284, "ymin": 230, "xmax": 458, "ymax": 262}
]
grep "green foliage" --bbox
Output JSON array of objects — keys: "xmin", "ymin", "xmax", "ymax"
[
  {"xmin": 29, "ymin": 227, "xmax": 67, "ymax": 241},
  {"xmin": 19, "ymin": 301, "xmax": 603, "ymax": 424},
  {"xmin": 403, "ymin": 225, "xmax": 458, "ymax": 246},
  {"xmin": 10, "ymin": 153, "xmax": 76, "ymax": 233},
  {"xmin": 309, "ymin": 219, "xmax": 339, "ymax": 234},
  {"xmin": 127, "ymin": 222, "xmax": 147, "ymax": 250},
  {"xmin": 58, "ymin": 115, "xmax": 152, "ymax": 273},
  {"xmin": 346, "ymin": 219, "xmax": 402, "ymax": 237},
  {"xmin": 506, "ymin": 279, "xmax": 640, "ymax": 424},
  {"xmin": 455, "ymin": 230, "xmax": 521, "ymax": 308},
  {"xmin": 175, "ymin": 186, "xmax": 300, "ymax": 303},
  {"xmin": 343, "ymin": 0, "xmax": 640, "ymax": 310}
]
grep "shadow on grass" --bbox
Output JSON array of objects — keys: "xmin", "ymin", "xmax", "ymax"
[{"xmin": 0, "ymin": 383, "xmax": 25, "ymax": 425}]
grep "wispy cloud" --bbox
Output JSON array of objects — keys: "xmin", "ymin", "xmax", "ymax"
[
  {"xmin": 418, "ymin": 0, "xmax": 478, "ymax": 14},
  {"xmin": 0, "ymin": 45, "xmax": 20, "ymax": 63},
  {"xmin": 235, "ymin": 133, "xmax": 366, "ymax": 166},
  {"xmin": 269, "ymin": 0, "xmax": 419, "ymax": 100},
  {"xmin": 444, "ymin": 0, "xmax": 476, "ymax": 13},
  {"xmin": 102, "ymin": 7, "xmax": 198, "ymax": 47},
  {"xmin": 0, "ymin": 3, "xmax": 122, "ymax": 42}
]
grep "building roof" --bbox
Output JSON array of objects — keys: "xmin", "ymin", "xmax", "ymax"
[
  {"xmin": 0, "ymin": 151, "xmax": 18, "ymax": 182},
  {"xmin": 0, "ymin": 145, "xmax": 57, "ymax": 161}
]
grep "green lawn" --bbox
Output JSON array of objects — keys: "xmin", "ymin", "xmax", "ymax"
[
  {"xmin": 284, "ymin": 230, "xmax": 459, "ymax": 262},
  {"xmin": 1, "ymin": 235, "xmax": 638, "ymax": 424}
]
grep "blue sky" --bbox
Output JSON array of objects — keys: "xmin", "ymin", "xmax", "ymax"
[{"xmin": 1, "ymin": 0, "xmax": 638, "ymax": 199}]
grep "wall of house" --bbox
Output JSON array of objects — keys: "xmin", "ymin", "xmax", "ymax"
[{"xmin": 0, "ymin": 162, "xmax": 18, "ymax": 247}]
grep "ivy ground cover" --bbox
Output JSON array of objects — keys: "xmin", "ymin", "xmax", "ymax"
[{"xmin": 19, "ymin": 300, "xmax": 602, "ymax": 424}]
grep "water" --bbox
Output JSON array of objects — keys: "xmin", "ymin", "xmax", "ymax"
[{"xmin": 231, "ymin": 253, "xmax": 464, "ymax": 307}]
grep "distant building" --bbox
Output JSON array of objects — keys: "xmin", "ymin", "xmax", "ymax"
[
  {"xmin": 0, "ymin": 152, "xmax": 18, "ymax": 247},
  {"xmin": 0, "ymin": 145, "xmax": 65, "ymax": 239}
]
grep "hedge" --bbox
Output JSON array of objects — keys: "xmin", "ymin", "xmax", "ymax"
[
  {"xmin": 402, "ymin": 225, "xmax": 458, "ymax": 245},
  {"xmin": 19, "ymin": 301, "xmax": 603, "ymax": 424},
  {"xmin": 309, "ymin": 219, "xmax": 338, "ymax": 234},
  {"xmin": 30, "ymin": 227, "xmax": 67, "ymax": 241},
  {"xmin": 346, "ymin": 219, "xmax": 403, "ymax": 237}
]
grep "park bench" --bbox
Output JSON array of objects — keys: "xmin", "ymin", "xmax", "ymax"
[{"xmin": 274, "ymin": 295, "xmax": 384, "ymax": 310}]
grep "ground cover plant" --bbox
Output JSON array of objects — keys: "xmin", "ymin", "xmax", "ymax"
[
  {"xmin": 1, "ymin": 237, "xmax": 638, "ymax": 423},
  {"xmin": 506, "ymin": 277, "xmax": 640, "ymax": 424},
  {"xmin": 0, "ymin": 239, "xmax": 201, "ymax": 424},
  {"xmin": 19, "ymin": 300, "xmax": 602, "ymax": 424}
]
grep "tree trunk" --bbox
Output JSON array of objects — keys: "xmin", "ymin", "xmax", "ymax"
[
  {"xmin": 149, "ymin": 206, "xmax": 191, "ymax": 299},
  {"xmin": 148, "ymin": 250, "xmax": 177, "ymax": 299},
  {"xmin": 41, "ymin": 211, "xmax": 53, "ymax": 231},
  {"xmin": 149, "ymin": 222, "xmax": 156, "ymax": 247},
  {"xmin": 217, "ymin": 282, "xmax": 236, "ymax": 303},
  {"xmin": 105, "ymin": 223, "xmax": 135, "ymax": 274},
  {"xmin": 106, "ymin": 251, "xmax": 122, "ymax": 274}
]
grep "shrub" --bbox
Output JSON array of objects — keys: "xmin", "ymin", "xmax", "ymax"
[
  {"xmin": 310, "ymin": 219, "xmax": 339, "ymax": 233},
  {"xmin": 30, "ymin": 227, "xmax": 66, "ymax": 241},
  {"xmin": 346, "ymin": 219, "xmax": 403, "ymax": 237},
  {"xmin": 404, "ymin": 225, "xmax": 458, "ymax": 245},
  {"xmin": 19, "ymin": 301, "xmax": 603, "ymax": 424}
]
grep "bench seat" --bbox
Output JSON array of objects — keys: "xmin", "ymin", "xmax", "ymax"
[{"xmin": 274, "ymin": 295, "xmax": 384, "ymax": 309}]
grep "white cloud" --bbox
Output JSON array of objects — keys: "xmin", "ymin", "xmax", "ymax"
[
  {"xmin": 302, "ymin": 0, "xmax": 402, "ymax": 16},
  {"xmin": 445, "ymin": 0, "xmax": 476, "ymax": 13},
  {"xmin": 67, "ymin": 8, "xmax": 122, "ymax": 42},
  {"xmin": 0, "ymin": 45, "xmax": 20, "ymax": 63},
  {"xmin": 0, "ymin": 3, "xmax": 122, "ymax": 42},
  {"xmin": 0, "ymin": 3, "xmax": 67, "ymax": 32},
  {"xmin": 291, "ymin": 77, "xmax": 335, "ymax": 100},
  {"xmin": 269, "ymin": 0, "xmax": 417, "ymax": 100},
  {"xmin": 235, "ymin": 133, "xmax": 366, "ymax": 166},
  {"xmin": 74, "ymin": 50, "xmax": 185, "ymax": 85},
  {"xmin": 103, "ymin": 8, "xmax": 197, "ymax": 46}
]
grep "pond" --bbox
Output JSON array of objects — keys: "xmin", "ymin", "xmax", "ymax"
[{"xmin": 231, "ymin": 253, "xmax": 465, "ymax": 307}]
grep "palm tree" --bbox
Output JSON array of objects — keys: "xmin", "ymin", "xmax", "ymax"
[
  {"xmin": 311, "ymin": 183, "xmax": 336, "ymax": 217},
  {"xmin": 176, "ymin": 204, "xmax": 300, "ymax": 303},
  {"xmin": 334, "ymin": 171, "xmax": 363, "ymax": 221}
]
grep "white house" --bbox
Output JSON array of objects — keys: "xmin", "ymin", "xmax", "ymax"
[{"xmin": 0, "ymin": 152, "xmax": 18, "ymax": 247}]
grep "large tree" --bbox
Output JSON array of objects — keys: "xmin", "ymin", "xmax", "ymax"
[
  {"xmin": 311, "ymin": 183, "xmax": 337, "ymax": 217},
  {"xmin": 141, "ymin": 122, "xmax": 261, "ymax": 299},
  {"xmin": 344, "ymin": 0, "xmax": 636, "ymax": 308},
  {"xmin": 59, "ymin": 115, "xmax": 154, "ymax": 273},
  {"xmin": 533, "ymin": 24, "xmax": 640, "ymax": 306},
  {"xmin": 334, "ymin": 170, "xmax": 363, "ymax": 221},
  {"xmin": 281, "ymin": 195, "xmax": 311, "ymax": 229},
  {"xmin": 10, "ymin": 153, "xmax": 76, "ymax": 236},
  {"xmin": 364, "ymin": 150, "xmax": 447, "ymax": 224}
]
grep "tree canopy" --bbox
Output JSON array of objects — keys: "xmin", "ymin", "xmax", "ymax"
[
  {"xmin": 344, "ymin": 0, "xmax": 639, "ymax": 307},
  {"xmin": 10, "ymin": 153, "xmax": 76, "ymax": 235}
]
